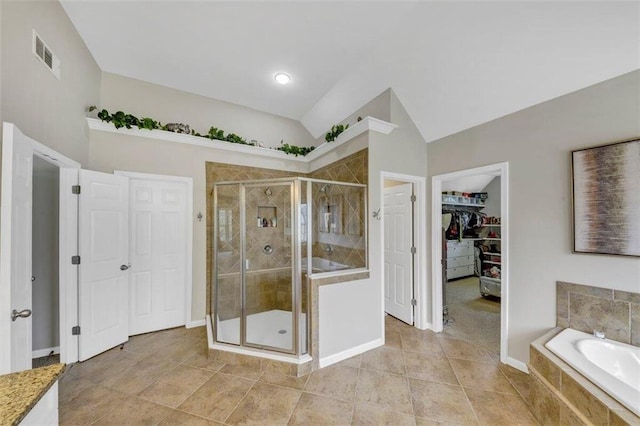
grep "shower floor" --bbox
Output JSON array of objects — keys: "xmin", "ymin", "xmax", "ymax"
[{"xmin": 216, "ymin": 309, "xmax": 307, "ymax": 351}]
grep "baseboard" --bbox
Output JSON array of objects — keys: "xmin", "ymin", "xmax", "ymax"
[
  {"xmin": 186, "ymin": 319, "xmax": 206, "ymax": 329},
  {"xmin": 507, "ymin": 356, "xmax": 529, "ymax": 373},
  {"xmin": 422, "ymin": 321, "xmax": 434, "ymax": 331},
  {"xmin": 32, "ymin": 347, "xmax": 60, "ymax": 358},
  {"xmin": 319, "ymin": 338, "xmax": 383, "ymax": 368}
]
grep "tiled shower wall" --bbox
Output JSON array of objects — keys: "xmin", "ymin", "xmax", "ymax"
[
  {"xmin": 309, "ymin": 150, "xmax": 368, "ymax": 268},
  {"xmin": 206, "ymin": 162, "xmax": 302, "ymax": 315},
  {"xmin": 556, "ymin": 281, "xmax": 640, "ymax": 346},
  {"xmin": 206, "ymin": 149, "xmax": 368, "ymax": 317}
]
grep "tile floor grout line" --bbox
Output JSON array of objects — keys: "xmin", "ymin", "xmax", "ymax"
[
  {"xmin": 459, "ymin": 383, "xmax": 483, "ymax": 424},
  {"xmin": 221, "ymin": 375, "xmax": 260, "ymax": 424},
  {"xmin": 404, "ymin": 372, "xmax": 417, "ymax": 420},
  {"xmin": 174, "ymin": 405, "xmax": 228, "ymax": 424},
  {"xmin": 282, "ymin": 388, "xmax": 304, "ymax": 425},
  {"xmin": 349, "ymin": 360, "xmax": 363, "ymax": 424},
  {"xmin": 133, "ymin": 360, "xmax": 183, "ymax": 397},
  {"xmin": 174, "ymin": 368, "xmax": 222, "ymax": 412},
  {"xmin": 439, "ymin": 338, "xmax": 482, "ymax": 425},
  {"xmin": 299, "ymin": 388, "xmax": 354, "ymax": 404}
]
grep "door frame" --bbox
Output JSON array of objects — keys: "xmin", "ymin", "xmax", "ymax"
[
  {"xmin": 32, "ymin": 142, "xmax": 80, "ymax": 366},
  {"xmin": 380, "ymin": 172, "xmax": 428, "ymax": 331},
  {"xmin": 0, "ymin": 122, "xmax": 81, "ymax": 368},
  {"xmin": 114, "ymin": 171, "xmax": 194, "ymax": 328},
  {"xmin": 431, "ymin": 162, "xmax": 511, "ymax": 367}
]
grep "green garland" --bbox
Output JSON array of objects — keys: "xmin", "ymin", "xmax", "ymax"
[
  {"xmin": 89, "ymin": 106, "xmax": 315, "ymax": 156},
  {"xmin": 278, "ymin": 141, "xmax": 315, "ymax": 157},
  {"xmin": 324, "ymin": 123, "xmax": 349, "ymax": 142}
]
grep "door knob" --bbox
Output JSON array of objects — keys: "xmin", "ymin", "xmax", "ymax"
[
  {"xmin": 120, "ymin": 264, "xmax": 131, "ymax": 271},
  {"xmin": 11, "ymin": 309, "xmax": 32, "ymax": 321}
]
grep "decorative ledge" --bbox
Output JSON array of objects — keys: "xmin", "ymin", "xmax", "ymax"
[
  {"xmin": 304, "ymin": 117, "xmax": 397, "ymax": 162},
  {"xmin": 87, "ymin": 116, "xmax": 397, "ymax": 164}
]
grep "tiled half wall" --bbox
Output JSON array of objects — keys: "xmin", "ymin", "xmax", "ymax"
[{"xmin": 556, "ymin": 281, "xmax": 640, "ymax": 346}]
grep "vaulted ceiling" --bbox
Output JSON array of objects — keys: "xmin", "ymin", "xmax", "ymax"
[{"xmin": 61, "ymin": 1, "xmax": 640, "ymax": 142}]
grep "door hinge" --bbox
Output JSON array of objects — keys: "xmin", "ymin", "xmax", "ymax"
[
  {"xmin": 72, "ymin": 326, "xmax": 81, "ymax": 335},
  {"xmin": 411, "ymin": 298, "xmax": 417, "ymax": 306},
  {"xmin": 410, "ymin": 194, "xmax": 416, "ymax": 202},
  {"xmin": 72, "ymin": 185, "xmax": 81, "ymax": 194},
  {"xmin": 410, "ymin": 247, "xmax": 417, "ymax": 254},
  {"xmin": 71, "ymin": 255, "xmax": 81, "ymax": 265}
]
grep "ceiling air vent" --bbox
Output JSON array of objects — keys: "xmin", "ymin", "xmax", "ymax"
[{"xmin": 32, "ymin": 30, "xmax": 60, "ymax": 80}]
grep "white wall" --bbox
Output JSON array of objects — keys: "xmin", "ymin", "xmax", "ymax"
[
  {"xmin": 100, "ymin": 73, "xmax": 316, "ymax": 149},
  {"xmin": 0, "ymin": 0, "xmax": 101, "ymax": 165},
  {"xmin": 426, "ymin": 70, "xmax": 640, "ymax": 364},
  {"xmin": 482, "ymin": 176, "xmax": 501, "ymax": 218},
  {"xmin": 32, "ymin": 157, "xmax": 59, "ymax": 352},
  {"xmin": 319, "ymin": 89, "xmax": 428, "ymax": 359},
  {"xmin": 312, "ymin": 89, "xmax": 391, "ymax": 146}
]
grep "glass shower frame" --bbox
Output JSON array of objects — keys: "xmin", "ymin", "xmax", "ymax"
[{"xmin": 213, "ymin": 177, "xmax": 367, "ymax": 357}]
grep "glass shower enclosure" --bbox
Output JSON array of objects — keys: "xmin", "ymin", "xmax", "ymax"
[{"xmin": 212, "ymin": 177, "xmax": 367, "ymax": 358}]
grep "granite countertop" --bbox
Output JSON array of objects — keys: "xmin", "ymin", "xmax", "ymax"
[{"xmin": 0, "ymin": 363, "xmax": 65, "ymax": 426}]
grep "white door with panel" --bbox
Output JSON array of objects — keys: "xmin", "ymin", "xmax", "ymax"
[
  {"xmin": 129, "ymin": 178, "xmax": 187, "ymax": 335},
  {"xmin": 383, "ymin": 183, "xmax": 414, "ymax": 324},
  {"xmin": 0, "ymin": 124, "xmax": 34, "ymax": 373},
  {"xmin": 78, "ymin": 170, "xmax": 129, "ymax": 361}
]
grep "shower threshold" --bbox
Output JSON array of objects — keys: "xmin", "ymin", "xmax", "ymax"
[{"xmin": 206, "ymin": 310, "xmax": 311, "ymax": 364}]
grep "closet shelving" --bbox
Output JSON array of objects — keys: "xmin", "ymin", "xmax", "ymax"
[
  {"xmin": 479, "ymin": 222, "xmax": 501, "ymax": 297},
  {"xmin": 442, "ymin": 196, "xmax": 485, "ymax": 281}
]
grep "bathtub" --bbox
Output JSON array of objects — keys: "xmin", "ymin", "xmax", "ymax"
[
  {"xmin": 302, "ymin": 257, "xmax": 350, "ymax": 273},
  {"xmin": 545, "ymin": 328, "xmax": 640, "ymax": 417}
]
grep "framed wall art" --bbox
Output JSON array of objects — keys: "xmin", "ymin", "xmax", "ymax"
[{"xmin": 572, "ymin": 138, "xmax": 640, "ymax": 256}]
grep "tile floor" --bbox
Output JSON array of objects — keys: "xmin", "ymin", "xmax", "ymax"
[{"xmin": 59, "ymin": 316, "xmax": 538, "ymax": 425}]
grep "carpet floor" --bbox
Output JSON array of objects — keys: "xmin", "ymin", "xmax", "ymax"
[{"xmin": 443, "ymin": 276, "xmax": 501, "ymax": 355}]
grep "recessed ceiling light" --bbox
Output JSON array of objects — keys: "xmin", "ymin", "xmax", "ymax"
[{"xmin": 274, "ymin": 72, "xmax": 291, "ymax": 85}]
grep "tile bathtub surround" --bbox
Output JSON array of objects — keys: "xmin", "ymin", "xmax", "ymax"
[
  {"xmin": 528, "ymin": 328, "xmax": 640, "ymax": 426},
  {"xmin": 59, "ymin": 317, "xmax": 538, "ymax": 425},
  {"xmin": 556, "ymin": 281, "xmax": 639, "ymax": 346}
]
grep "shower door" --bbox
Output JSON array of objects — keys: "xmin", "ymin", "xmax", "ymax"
[
  {"xmin": 214, "ymin": 184, "xmax": 242, "ymax": 345},
  {"xmin": 242, "ymin": 183, "xmax": 297, "ymax": 353}
]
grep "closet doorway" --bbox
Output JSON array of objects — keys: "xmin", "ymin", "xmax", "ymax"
[
  {"xmin": 431, "ymin": 162, "xmax": 511, "ymax": 366},
  {"xmin": 31, "ymin": 157, "xmax": 60, "ymax": 367}
]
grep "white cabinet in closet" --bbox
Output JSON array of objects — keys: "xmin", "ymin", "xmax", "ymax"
[{"xmin": 446, "ymin": 240, "xmax": 475, "ymax": 280}]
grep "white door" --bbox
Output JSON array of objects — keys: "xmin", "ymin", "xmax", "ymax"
[
  {"xmin": 384, "ymin": 183, "xmax": 414, "ymax": 324},
  {"xmin": 129, "ymin": 178, "xmax": 187, "ymax": 335},
  {"xmin": 78, "ymin": 170, "xmax": 129, "ymax": 361},
  {"xmin": 0, "ymin": 123, "xmax": 34, "ymax": 373}
]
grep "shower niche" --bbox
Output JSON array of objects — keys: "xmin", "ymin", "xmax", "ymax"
[
  {"xmin": 212, "ymin": 177, "xmax": 367, "ymax": 360},
  {"xmin": 257, "ymin": 206, "xmax": 277, "ymax": 227}
]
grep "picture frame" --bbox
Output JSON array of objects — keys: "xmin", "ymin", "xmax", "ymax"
[{"xmin": 572, "ymin": 138, "xmax": 640, "ymax": 257}]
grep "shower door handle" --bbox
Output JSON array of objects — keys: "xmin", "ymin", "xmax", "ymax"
[{"xmin": 120, "ymin": 264, "xmax": 131, "ymax": 271}]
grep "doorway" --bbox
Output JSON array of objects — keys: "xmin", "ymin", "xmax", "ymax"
[
  {"xmin": 381, "ymin": 172, "xmax": 427, "ymax": 330},
  {"xmin": 432, "ymin": 162, "xmax": 510, "ymax": 365},
  {"xmin": 31, "ymin": 157, "xmax": 60, "ymax": 367}
]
